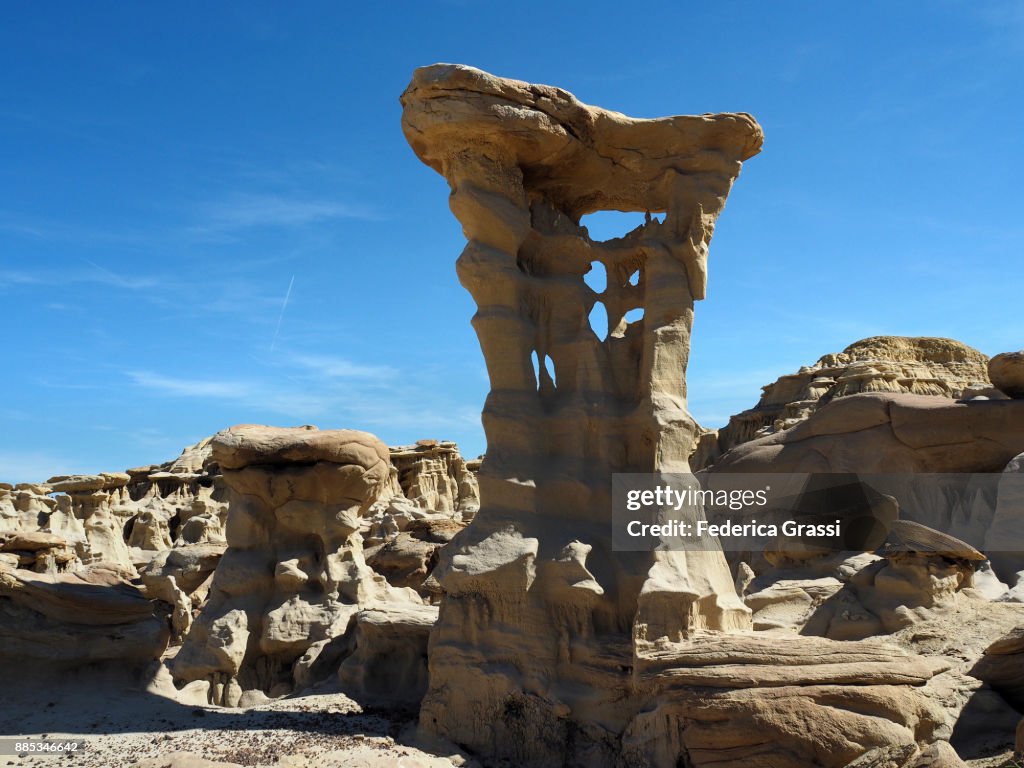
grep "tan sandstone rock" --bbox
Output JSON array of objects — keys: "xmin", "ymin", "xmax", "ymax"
[
  {"xmin": 401, "ymin": 63, "xmax": 959, "ymax": 768},
  {"xmin": 0, "ymin": 564, "xmax": 168, "ymax": 667},
  {"xmin": 402, "ymin": 62, "xmax": 761, "ymax": 762},
  {"xmin": 990, "ymin": 351, "xmax": 1024, "ymax": 399},
  {"xmin": 697, "ymin": 336, "xmax": 991, "ymax": 468},
  {"xmin": 389, "ymin": 441, "xmax": 480, "ymax": 517},
  {"xmin": 0, "ymin": 438, "xmax": 230, "ymax": 575},
  {"xmin": 170, "ymin": 425, "xmax": 422, "ymax": 705}
]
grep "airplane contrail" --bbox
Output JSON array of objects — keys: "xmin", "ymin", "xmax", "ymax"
[{"xmin": 270, "ymin": 275, "xmax": 295, "ymax": 353}]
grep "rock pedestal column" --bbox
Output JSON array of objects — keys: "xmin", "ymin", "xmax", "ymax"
[{"xmin": 401, "ymin": 64, "xmax": 763, "ymax": 762}]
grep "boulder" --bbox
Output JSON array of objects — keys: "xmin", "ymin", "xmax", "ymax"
[{"xmin": 990, "ymin": 351, "xmax": 1024, "ymax": 399}]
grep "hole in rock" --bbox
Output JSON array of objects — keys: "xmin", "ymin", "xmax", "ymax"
[
  {"xmin": 628, "ymin": 269, "xmax": 640, "ymax": 286},
  {"xmin": 543, "ymin": 354, "xmax": 557, "ymax": 388},
  {"xmin": 624, "ymin": 307, "xmax": 645, "ymax": 324},
  {"xmin": 531, "ymin": 350, "xmax": 541, "ymax": 389},
  {"xmin": 583, "ymin": 261, "xmax": 607, "ymax": 294},
  {"xmin": 580, "ymin": 210, "xmax": 649, "ymax": 242},
  {"xmin": 649, "ymin": 212, "xmax": 666, "ymax": 224},
  {"xmin": 589, "ymin": 302, "xmax": 609, "ymax": 341},
  {"xmin": 168, "ymin": 511, "xmax": 181, "ymax": 541}
]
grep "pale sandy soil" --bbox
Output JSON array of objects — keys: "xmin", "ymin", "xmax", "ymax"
[
  {"xmin": 0, "ymin": 667, "xmax": 473, "ymax": 768},
  {"xmin": 1, "ymin": 631, "xmax": 1018, "ymax": 768}
]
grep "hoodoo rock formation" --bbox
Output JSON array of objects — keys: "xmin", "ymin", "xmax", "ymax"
[
  {"xmin": 170, "ymin": 425, "xmax": 431, "ymax": 706},
  {"xmin": 0, "ymin": 429, "xmax": 477, "ymax": 703},
  {"xmin": 402, "ymin": 63, "xmax": 762, "ymax": 758},
  {"xmin": 0, "ymin": 438, "xmax": 230, "ymax": 576},
  {"xmin": 400, "ymin": 64, "xmax": 959, "ymax": 767},
  {"xmin": 3, "ymin": 61, "xmax": 1022, "ymax": 768}
]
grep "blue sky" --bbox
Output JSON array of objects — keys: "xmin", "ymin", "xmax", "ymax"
[{"xmin": 2, "ymin": 2, "xmax": 1022, "ymax": 482}]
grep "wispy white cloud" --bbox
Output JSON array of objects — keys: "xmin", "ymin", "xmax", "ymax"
[
  {"xmin": 78, "ymin": 258, "xmax": 163, "ymax": 290},
  {"xmin": 196, "ymin": 193, "xmax": 380, "ymax": 233},
  {"xmin": 289, "ymin": 354, "xmax": 397, "ymax": 380},
  {"xmin": 125, "ymin": 354, "xmax": 479, "ymax": 438},
  {"xmin": 0, "ymin": 270, "xmax": 43, "ymax": 286},
  {"xmin": 0, "ymin": 210, "xmax": 154, "ymax": 245},
  {"xmin": 127, "ymin": 371, "xmax": 251, "ymax": 399},
  {"xmin": 0, "ymin": 263, "xmax": 161, "ymax": 291}
]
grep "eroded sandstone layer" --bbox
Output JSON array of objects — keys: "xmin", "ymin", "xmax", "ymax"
[
  {"xmin": 403, "ymin": 63, "xmax": 766, "ymax": 760},
  {"xmin": 389, "ymin": 440, "xmax": 480, "ymax": 518},
  {"xmin": 170, "ymin": 425, "xmax": 425, "ymax": 705},
  {"xmin": 695, "ymin": 336, "xmax": 993, "ymax": 469}
]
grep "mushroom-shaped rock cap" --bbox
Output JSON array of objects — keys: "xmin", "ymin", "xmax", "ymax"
[
  {"xmin": 211, "ymin": 425, "xmax": 391, "ymax": 472},
  {"xmin": 401, "ymin": 63, "xmax": 763, "ymax": 220},
  {"xmin": 882, "ymin": 519, "xmax": 986, "ymax": 561}
]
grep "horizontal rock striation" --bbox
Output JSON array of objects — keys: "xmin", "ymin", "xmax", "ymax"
[
  {"xmin": 696, "ymin": 336, "xmax": 992, "ymax": 469},
  {"xmin": 170, "ymin": 425, "xmax": 423, "ymax": 706}
]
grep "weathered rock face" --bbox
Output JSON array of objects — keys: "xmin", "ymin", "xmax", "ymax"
[
  {"xmin": 0, "ymin": 431, "xmax": 477, "ymax": 689},
  {"xmin": 990, "ymin": 351, "xmax": 1024, "ymax": 399},
  {"xmin": 624, "ymin": 633, "xmax": 950, "ymax": 768},
  {"xmin": 973, "ymin": 625, "xmax": 1024, "ymax": 709},
  {"xmin": 401, "ymin": 64, "xmax": 979, "ymax": 767},
  {"xmin": 364, "ymin": 516, "xmax": 463, "ymax": 597},
  {"xmin": 0, "ymin": 438, "xmax": 229, "ymax": 577},
  {"xmin": 121, "ymin": 437, "xmax": 230, "ymax": 554},
  {"xmin": 389, "ymin": 440, "xmax": 480, "ymax": 518},
  {"xmin": 713, "ymin": 392, "xmax": 1024, "ymax": 475},
  {"xmin": 337, "ymin": 603, "xmax": 439, "ymax": 708},
  {"xmin": 709, "ymin": 392, "xmax": 1024, "ymax": 584},
  {"xmin": 402, "ymin": 62, "xmax": 767, "ymax": 761},
  {"xmin": 170, "ymin": 425, "xmax": 422, "ymax": 706},
  {"xmin": 140, "ymin": 542, "xmax": 226, "ymax": 642},
  {"xmin": 697, "ymin": 337, "xmax": 992, "ymax": 469},
  {"xmin": 0, "ymin": 562, "xmax": 168, "ymax": 668}
]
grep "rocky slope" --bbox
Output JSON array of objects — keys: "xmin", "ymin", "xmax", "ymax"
[{"xmin": 693, "ymin": 336, "xmax": 995, "ymax": 469}]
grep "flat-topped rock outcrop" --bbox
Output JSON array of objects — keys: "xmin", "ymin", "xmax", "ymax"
[
  {"xmin": 0, "ymin": 563, "xmax": 168, "ymax": 668},
  {"xmin": 712, "ymin": 391, "xmax": 1024, "ymax": 474}
]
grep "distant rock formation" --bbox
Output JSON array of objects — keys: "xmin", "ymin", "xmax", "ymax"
[
  {"xmin": 696, "ymin": 336, "xmax": 992, "ymax": 469},
  {"xmin": 709, "ymin": 386, "xmax": 1024, "ymax": 567},
  {"xmin": 0, "ymin": 439, "xmax": 230, "ymax": 575},
  {"xmin": 389, "ymin": 440, "xmax": 479, "ymax": 518},
  {"xmin": 0, "ymin": 430, "xmax": 476, "ymax": 700},
  {"xmin": 713, "ymin": 391, "xmax": 1024, "ymax": 475}
]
